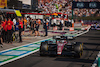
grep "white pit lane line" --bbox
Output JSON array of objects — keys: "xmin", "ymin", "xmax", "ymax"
[
  {"xmin": 0, "ymin": 27, "xmax": 90, "ymax": 66},
  {"xmin": 76, "ymin": 26, "xmax": 91, "ymax": 37},
  {"xmin": 0, "ymin": 49, "xmax": 39, "ymax": 66},
  {"xmin": 0, "ymin": 38, "xmax": 51, "ymax": 66}
]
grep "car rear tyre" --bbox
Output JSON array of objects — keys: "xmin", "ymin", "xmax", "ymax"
[
  {"xmin": 74, "ymin": 42, "xmax": 83, "ymax": 58},
  {"xmin": 40, "ymin": 42, "xmax": 48, "ymax": 56}
]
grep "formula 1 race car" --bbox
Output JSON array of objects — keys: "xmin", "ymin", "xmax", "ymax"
[{"xmin": 40, "ymin": 36, "xmax": 83, "ymax": 58}]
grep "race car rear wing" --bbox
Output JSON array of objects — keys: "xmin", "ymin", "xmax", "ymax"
[
  {"xmin": 53, "ymin": 36, "xmax": 67, "ymax": 40},
  {"xmin": 53, "ymin": 35, "xmax": 74, "ymax": 40}
]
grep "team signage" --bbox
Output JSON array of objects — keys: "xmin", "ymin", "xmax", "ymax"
[
  {"xmin": 72, "ymin": 1, "xmax": 100, "ymax": 9},
  {"xmin": 15, "ymin": 10, "xmax": 22, "ymax": 17},
  {"xmin": 0, "ymin": 0, "xmax": 7, "ymax": 8}
]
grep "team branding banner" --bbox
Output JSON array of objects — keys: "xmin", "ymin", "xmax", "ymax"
[
  {"xmin": 0, "ymin": 0, "xmax": 7, "ymax": 8},
  {"xmin": 72, "ymin": 1, "xmax": 100, "ymax": 9}
]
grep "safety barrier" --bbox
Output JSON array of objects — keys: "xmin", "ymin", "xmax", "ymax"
[
  {"xmin": 98, "ymin": 57, "xmax": 100, "ymax": 67},
  {"xmin": 92, "ymin": 52, "xmax": 100, "ymax": 67}
]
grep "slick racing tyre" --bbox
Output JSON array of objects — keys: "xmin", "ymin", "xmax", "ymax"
[
  {"xmin": 40, "ymin": 42, "xmax": 48, "ymax": 56},
  {"xmin": 74, "ymin": 42, "xmax": 83, "ymax": 58}
]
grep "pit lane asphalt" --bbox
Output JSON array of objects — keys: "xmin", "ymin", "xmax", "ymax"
[{"xmin": 1, "ymin": 30, "xmax": 100, "ymax": 67}]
